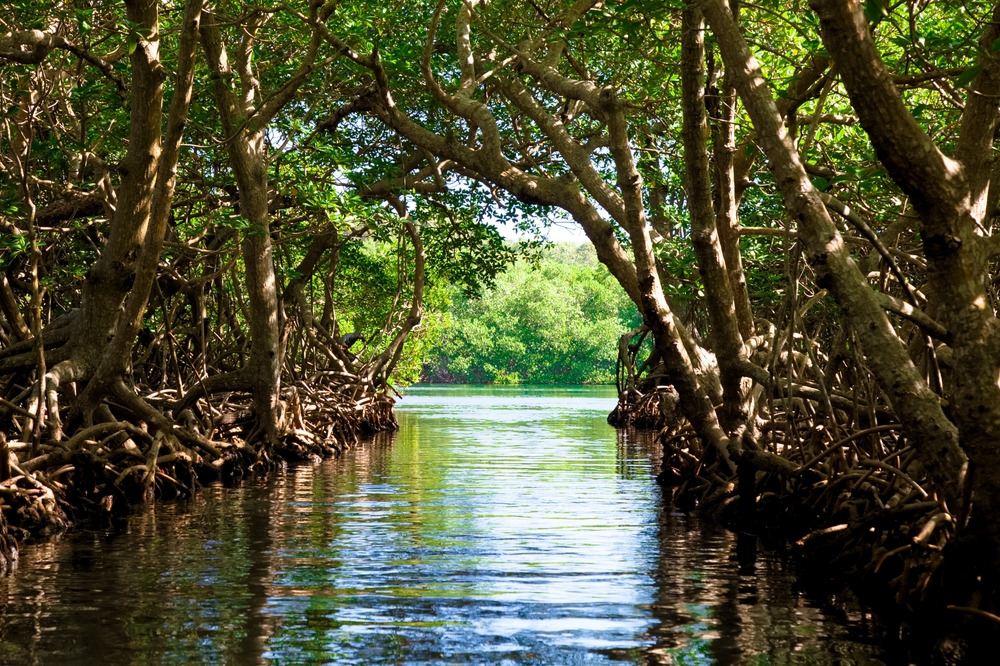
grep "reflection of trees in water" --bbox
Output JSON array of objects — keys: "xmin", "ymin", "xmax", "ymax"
[
  {"xmin": 611, "ymin": 419, "xmax": 887, "ymax": 664},
  {"xmin": 0, "ymin": 479, "xmax": 297, "ymax": 663},
  {"xmin": 0, "ymin": 433, "xmax": 408, "ymax": 663},
  {"xmin": 254, "ymin": 426, "xmax": 454, "ymax": 661},
  {"xmin": 616, "ymin": 427, "xmax": 661, "ymax": 481},
  {"xmin": 644, "ymin": 508, "xmax": 887, "ymax": 665},
  {"xmin": 243, "ymin": 431, "xmax": 402, "ymax": 661},
  {"xmin": 0, "ymin": 425, "xmax": 488, "ymax": 663},
  {"xmin": 0, "ymin": 408, "xmax": 892, "ymax": 664},
  {"xmin": 322, "ymin": 429, "xmax": 398, "ymax": 483}
]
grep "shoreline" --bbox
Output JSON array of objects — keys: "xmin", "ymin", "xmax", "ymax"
[
  {"xmin": 0, "ymin": 392, "xmax": 399, "ymax": 576},
  {"xmin": 611, "ymin": 388, "xmax": 999, "ymax": 664}
]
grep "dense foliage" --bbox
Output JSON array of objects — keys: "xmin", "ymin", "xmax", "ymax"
[{"xmin": 424, "ymin": 243, "xmax": 640, "ymax": 384}]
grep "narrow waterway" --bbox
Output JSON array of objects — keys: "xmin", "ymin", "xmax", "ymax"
[{"xmin": 0, "ymin": 386, "xmax": 892, "ymax": 664}]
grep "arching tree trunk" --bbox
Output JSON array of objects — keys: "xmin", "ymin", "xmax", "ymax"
[
  {"xmin": 702, "ymin": 0, "xmax": 967, "ymax": 498},
  {"xmin": 681, "ymin": 6, "xmax": 751, "ymax": 432},
  {"xmin": 16, "ymin": 0, "xmax": 174, "ymax": 437},
  {"xmin": 200, "ymin": 17, "xmax": 282, "ymax": 445},
  {"xmin": 807, "ymin": 0, "xmax": 1000, "ymax": 583}
]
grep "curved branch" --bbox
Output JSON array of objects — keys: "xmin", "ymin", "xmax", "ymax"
[
  {"xmin": 0, "ymin": 30, "xmax": 125, "ymax": 95},
  {"xmin": 876, "ymin": 292, "xmax": 951, "ymax": 343},
  {"xmin": 810, "ymin": 0, "xmax": 987, "ymax": 319},
  {"xmin": 703, "ymin": 0, "xmax": 966, "ymax": 495},
  {"xmin": 365, "ymin": 203, "xmax": 424, "ymax": 385},
  {"xmin": 494, "ymin": 76, "xmax": 626, "ymax": 221}
]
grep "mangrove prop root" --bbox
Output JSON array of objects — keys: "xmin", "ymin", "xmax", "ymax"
[
  {"xmin": 0, "ymin": 371, "xmax": 398, "ymax": 574},
  {"xmin": 613, "ymin": 324, "xmax": 978, "ymax": 626}
]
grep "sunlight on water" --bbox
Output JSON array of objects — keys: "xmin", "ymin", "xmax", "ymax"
[{"xmin": 0, "ymin": 385, "xmax": 892, "ymax": 664}]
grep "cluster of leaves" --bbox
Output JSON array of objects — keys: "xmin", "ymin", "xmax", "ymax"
[
  {"xmin": 424, "ymin": 242, "xmax": 640, "ymax": 385},
  {"xmin": 3, "ymin": 0, "xmax": 996, "ymax": 390}
]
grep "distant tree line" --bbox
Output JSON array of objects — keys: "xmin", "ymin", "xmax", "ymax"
[{"xmin": 423, "ymin": 243, "xmax": 640, "ymax": 384}]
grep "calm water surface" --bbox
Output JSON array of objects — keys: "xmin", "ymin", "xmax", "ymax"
[{"xmin": 0, "ymin": 386, "xmax": 892, "ymax": 664}]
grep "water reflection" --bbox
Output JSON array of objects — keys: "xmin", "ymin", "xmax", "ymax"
[{"xmin": 0, "ymin": 386, "xmax": 893, "ymax": 664}]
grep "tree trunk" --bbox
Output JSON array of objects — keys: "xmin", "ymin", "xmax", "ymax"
[
  {"xmin": 30, "ymin": 0, "xmax": 169, "ymax": 433},
  {"xmin": 809, "ymin": 0, "xmax": 1000, "ymax": 579},
  {"xmin": 708, "ymin": 3, "xmax": 754, "ymax": 341},
  {"xmin": 200, "ymin": 7, "xmax": 330, "ymax": 444},
  {"xmin": 74, "ymin": 0, "xmax": 204, "ymax": 422},
  {"xmin": 201, "ymin": 16, "xmax": 282, "ymax": 445},
  {"xmin": 702, "ymin": 0, "xmax": 966, "ymax": 497},
  {"xmin": 681, "ymin": 6, "xmax": 749, "ymax": 431},
  {"xmin": 74, "ymin": 0, "xmax": 162, "ymax": 360}
]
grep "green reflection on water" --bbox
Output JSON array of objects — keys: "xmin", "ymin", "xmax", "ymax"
[{"xmin": 0, "ymin": 385, "xmax": 893, "ymax": 665}]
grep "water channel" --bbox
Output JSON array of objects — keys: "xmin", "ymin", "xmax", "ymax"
[{"xmin": 0, "ymin": 386, "xmax": 895, "ymax": 664}]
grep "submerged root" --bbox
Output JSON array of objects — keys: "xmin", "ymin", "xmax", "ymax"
[
  {"xmin": 608, "ymin": 385, "xmax": 681, "ymax": 429},
  {"xmin": 0, "ymin": 509, "xmax": 17, "ymax": 575}
]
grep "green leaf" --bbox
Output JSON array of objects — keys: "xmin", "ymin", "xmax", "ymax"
[
  {"xmin": 956, "ymin": 63, "xmax": 984, "ymax": 88},
  {"xmin": 992, "ymin": 37, "xmax": 1000, "ymax": 53},
  {"xmin": 864, "ymin": 0, "xmax": 888, "ymax": 23}
]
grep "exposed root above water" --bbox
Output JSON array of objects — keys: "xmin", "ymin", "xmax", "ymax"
[
  {"xmin": 0, "ymin": 373, "xmax": 398, "ymax": 575},
  {"xmin": 610, "ymin": 324, "xmax": 999, "ymax": 660}
]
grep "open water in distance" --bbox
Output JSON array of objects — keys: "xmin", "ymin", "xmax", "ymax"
[{"xmin": 0, "ymin": 385, "xmax": 894, "ymax": 664}]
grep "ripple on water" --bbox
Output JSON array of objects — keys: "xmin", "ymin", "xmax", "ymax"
[{"xmin": 0, "ymin": 385, "xmax": 894, "ymax": 665}]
